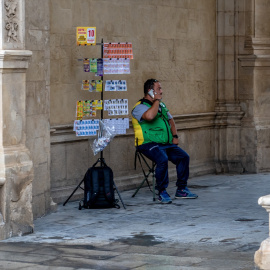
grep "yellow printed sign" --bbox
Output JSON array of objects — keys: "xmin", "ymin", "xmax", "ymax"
[{"xmin": 76, "ymin": 27, "xmax": 96, "ymax": 46}]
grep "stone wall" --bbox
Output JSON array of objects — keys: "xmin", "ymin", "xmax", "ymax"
[
  {"xmin": 49, "ymin": 0, "xmax": 217, "ymax": 203},
  {"xmin": 25, "ymin": 0, "xmax": 55, "ymax": 218}
]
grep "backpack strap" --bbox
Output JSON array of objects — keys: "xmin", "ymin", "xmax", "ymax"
[
  {"xmin": 89, "ymin": 169, "xmax": 100, "ymax": 205},
  {"xmin": 103, "ymin": 168, "xmax": 120, "ymax": 208},
  {"xmin": 103, "ymin": 168, "xmax": 114, "ymax": 204}
]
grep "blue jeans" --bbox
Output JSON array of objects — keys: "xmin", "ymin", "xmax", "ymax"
[{"xmin": 137, "ymin": 143, "xmax": 189, "ymax": 192}]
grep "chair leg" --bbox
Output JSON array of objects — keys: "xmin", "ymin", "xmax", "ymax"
[
  {"xmin": 152, "ymin": 162, "xmax": 156, "ymax": 201},
  {"xmin": 132, "ymin": 171, "xmax": 151, "ymax": 197}
]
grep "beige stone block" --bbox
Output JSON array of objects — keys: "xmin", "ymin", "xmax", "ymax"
[
  {"xmin": 89, "ymin": 1, "xmax": 126, "ymax": 38},
  {"xmin": 26, "ymin": 81, "xmax": 49, "ymax": 116},
  {"xmin": 108, "ymin": 137, "xmax": 130, "ymax": 177},
  {"xmin": 224, "ymin": 0, "xmax": 235, "ymax": 11},
  {"xmin": 255, "ymin": 0, "xmax": 270, "ymax": 38},
  {"xmin": 50, "ymin": 144, "xmax": 67, "ymax": 188},
  {"xmin": 32, "ymin": 163, "xmax": 50, "ymax": 198},
  {"xmin": 10, "ymin": 184, "xmax": 33, "ymax": 234},
  {"xmin": 50, "ymin": 61, "xmax": 60, "ymax": 84},
  {"xmin": 217, "ymin": 0, "xmax": 225, "ymax": 11},
  {"xmin": 217, "ymin": 11, "xmax": 225, "ymax": 37},
  {"xmin": 26, "ymin": 0, "xmax": 50, "ymax": 30},
  {"xmin": 238, "ymin": 11, "xmax": 246, "ymax": 36},
  {"xmin": 66, "ymin": 141, "xmax": 89, "ymax": 185},
  {"xmin": 257, "ymin": 146, "xmax": 270, "ymax": 171},
  {"xmin": 26, "ymin": 114, "xmax": 50, "ymax": 141},
  {"xmin": 158, "ymin": 39, "xmax": 174, "ymax": 62},
  {"xmin": 32, "ymin": 193, "xmax": 46, "ymax": 219},
  {"xmin": 238, "ymin": 36, "xmax": 248, "ymax": 54},
  {"xmin": 50, "ymin": 1, "xmax": 73, "ymax": 34},
  {"xmin": 188, "ymin": 129, "xmax": 214, "ymax": 161},
  {"xmin": 59, "ymin": 58, "xmax": 76, "ymax": 84},
  {"xmin": 244, "ymin": 11, "xmax": 254, "ymax": 36},
  {"xmin": 158, "ymin": 61, "xmax": 187, "ymax": 83},
  {"xmin": 237, "ymin": 0, "xmax": 246, "ymax": 12},
  {"xmin": 26, "ymin": 30, "xmax": 50, "ymax": 51},
  {"xmin": 240, "ymin": 127, "xmax": 257, "ymax": 172},
  {"xmin": 50, "ymin": 82, "xmax": 91, "ymax": 125},
  {"xmin": 195, "ymin": 60, "xmax": 215, "ymax": 82},
  {"xmin": 137, "ymin": 37, "xmax": 158, "ymax": 62},
  {"xmin": 189, "ymin": 10, "xmax": 215, "ymax": 40},
  {"xmin": 196, "ymin": 39, "xmax": 216, "ymax": 61},
  {"xmin": 188, "ymin": 0, "xmax": 215, "ymax": 10},
  {"xmin": 224, "ymin": 54, "xmax": 235, "ymax": 80},
  {"xmin": 58, "ymin": 0, "xmax": 72, "ymax": 9},
  {"xmin": 157, "ymin": 6, "xmax": 188, "ymax": 39},
  {"xmin": 28, "ymin": 137, "xmax": 49, "ymax": 166},
  {"xmin": 224, "ymin": 12, "xmax": 235, "ymax": 36},
  {"xmin": 154, "ymin": 0, "xmax": 188, "ymax": 8},
  {"xmin": 50, "ymin": 34, "xmax": 61, "ymax": 48},
  {"xmin": 174, "ymin": 39, "xmax": 198, "ymax": 62},
  {"xmin": 124, "ymin": 4, "xmax": 157, "ymax": 39},
  {"xmin": 26, "ymin": 51, "xmax": 46, "ymax": 82},
  {"xmin": 224, "ymin": 80, "xmax": 235, "ymax": 100},
  {"xmin": 2, "ymin": 81, "xmax": 26, "ymax": 146},
  {"xmin": 224, "ymin": 36, "xmax": 234, "ymax": 55}
]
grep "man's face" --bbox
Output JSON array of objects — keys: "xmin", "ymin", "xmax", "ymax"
[{"xmin": 153, "ymin": 82, "xmax": 163, "ymax": 97}]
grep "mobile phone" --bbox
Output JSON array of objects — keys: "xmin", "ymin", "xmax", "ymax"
[{"xmin": 148, "ymin": 89, "xmax": 155, "ymax": 98}]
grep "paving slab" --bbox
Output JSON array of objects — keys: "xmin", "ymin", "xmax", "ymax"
[{"xmin": 1, "ymin": 173, "xmax": 270, "ymax": 269}]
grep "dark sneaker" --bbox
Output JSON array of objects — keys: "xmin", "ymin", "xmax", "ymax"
[
  {"xmin": 158, "ymin": 190, "xmax": 172, "ymax": 204},
  {"xmin": 175, "ymin": 187, "xmax": 198, "ymax": 199}
]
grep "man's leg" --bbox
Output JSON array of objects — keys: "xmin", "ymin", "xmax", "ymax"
[
  {"xmin": 137, "ymin": 143, "xmax": 169, "ymax": 192},
  {"xmin": 166, "ymin": 144, "xmax": 189, "ymax": 189},
  {"xmin": 166, "ymin": 145, "xmax": 198, "ymax": 199}
]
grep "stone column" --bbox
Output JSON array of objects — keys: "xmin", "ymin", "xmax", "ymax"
[
  {"xmin": 0, "ymin": 0, "xmax": 33, "ymax": 239},
  {"xmin": 215, "ymin": 0, "xmax": 245, "ymax": 173},
  {"xmin": 255, "ymin": 195, "xmax": 270, "ymax": 269},
  {"xmin": 238, "ymin": 0, "xmax": 270, "ymax": 173}
]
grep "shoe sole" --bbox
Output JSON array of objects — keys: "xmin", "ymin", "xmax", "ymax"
[
  {"xmin": 175, "ymin": 196, "xmax": 198, "ymax": 199},
  {"xmin": 158, "ymin": 200, "xmax": 172, "ymax": 204}
]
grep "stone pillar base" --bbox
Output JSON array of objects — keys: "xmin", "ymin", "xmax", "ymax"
[
  {"xmin": 0, "ymin": 145, "xmax": 34, "ymax": 240},
  {"xmin": 0, "ymin": 50, "xmax": 33, "ymax": 240},
  {"xmin": 255, "ymin": 238, "xmax": 270, "ymax": 270}
]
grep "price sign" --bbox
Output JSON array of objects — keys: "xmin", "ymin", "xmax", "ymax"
[
  {"xmin": 76, "ymin": 27, "xmax": 96, "ymax": 46},
  {"xmin": 87, "ymin": 27, "xmax": 96, "ymax": 45}
]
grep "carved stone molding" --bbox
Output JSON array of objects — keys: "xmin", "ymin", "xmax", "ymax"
[
  {"xmin": 239, "ymin": 55, "xmax": 270, "ymax": 67},
  {"xmin": 4, "ymin": 0, "xmax": 19, "ymax": 43}
]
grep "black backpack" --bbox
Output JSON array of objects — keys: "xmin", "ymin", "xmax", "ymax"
[{"xmin": 79, "ymin": 166, "xmax": 120, "ymax": 209}]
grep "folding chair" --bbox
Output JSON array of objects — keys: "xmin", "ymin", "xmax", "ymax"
[{"xmin": 132, "ymin": 147, "xmax": 157, "ymax": 201}]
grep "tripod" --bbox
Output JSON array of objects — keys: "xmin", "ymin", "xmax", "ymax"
[{"xmin": 63, "ymin": 157, "xmax": 126, "ymax": 209}]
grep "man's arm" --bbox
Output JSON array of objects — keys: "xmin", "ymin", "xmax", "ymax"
[
  {"xmin": 169, "ymin": 118, "xmax": 179, "ymax": 145},
  {"xmin": 141, "ymin": 100, "xmax": 160, "ymax": 121}
]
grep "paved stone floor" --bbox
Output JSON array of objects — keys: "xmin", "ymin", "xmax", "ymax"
[{"xmin": 1, "ymin": 173, "xmax": 270, "ymax": 269}]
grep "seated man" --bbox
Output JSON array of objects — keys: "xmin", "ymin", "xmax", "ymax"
[{"xmin": 131, "ymin": 79, "xmax": 198, "ymax": 204}]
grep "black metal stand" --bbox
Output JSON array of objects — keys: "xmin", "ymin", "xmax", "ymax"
[{"xmin": 63, "ymin": 39, "xmax": 126, "ymax": 209}]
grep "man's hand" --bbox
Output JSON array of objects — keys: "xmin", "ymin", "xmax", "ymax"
[
  {"xmin": 172, "ymin": 137, "xmax": 179, "ymax": 145},
  {"xmin": 153, "ymin": 91, "xmax": 162, "ymax": 101}
]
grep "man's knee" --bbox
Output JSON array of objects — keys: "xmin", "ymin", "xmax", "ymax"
[{"xmin": 157, "ymin": 155, "xmax": 168, "ymax": 166}]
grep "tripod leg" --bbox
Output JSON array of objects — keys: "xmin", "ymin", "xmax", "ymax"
[
  {"xmin": 113, "ymin": 181, "xmax": 126, "ymax": 209},
  {"xmin": 63, "ymin": 178, "xmax": 84, "ymax": 206}
]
